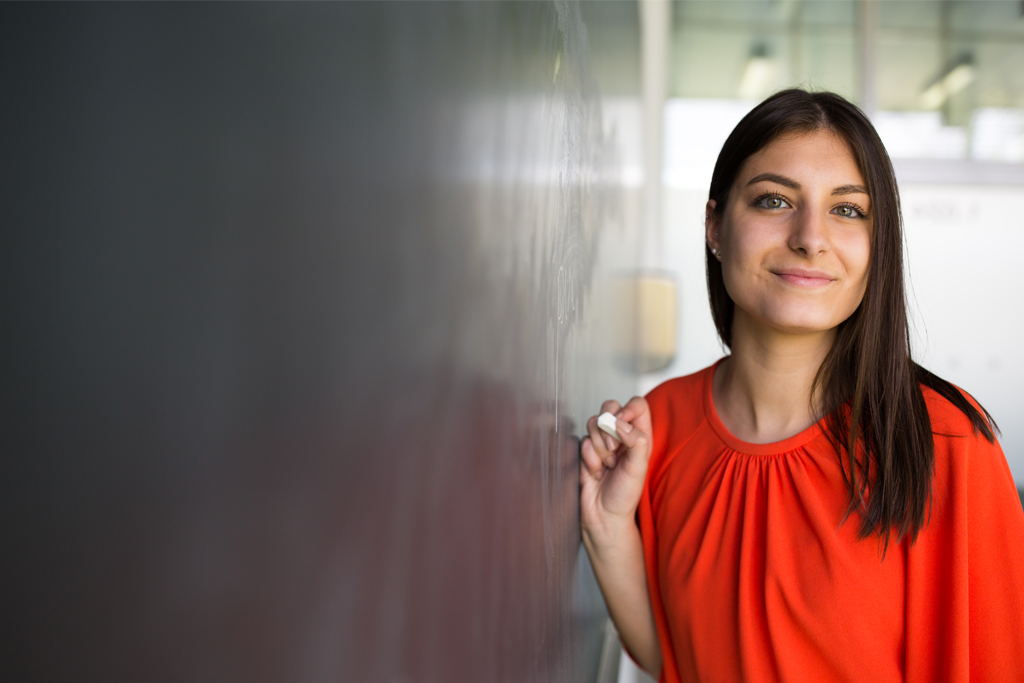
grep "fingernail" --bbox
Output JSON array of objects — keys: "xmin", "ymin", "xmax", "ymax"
[
  {"xmin": 615, "ymin": 410, "xmax": 624, "ymax": 418},
  {"xmin": 617, "ymin": 419, "xmax": 632, "ymax": 433},
  {"xmin": 604, "ymin": 435, "xmax": 615, "ymax": 451}
]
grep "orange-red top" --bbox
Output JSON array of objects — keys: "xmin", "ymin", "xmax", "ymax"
[{"xmin": 639, "ymin": 360, "xmax": 1024, "ymax": 682}]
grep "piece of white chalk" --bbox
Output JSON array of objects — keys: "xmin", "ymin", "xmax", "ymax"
[{"xmin": 597, "ymin": 412, "xmax": 621, "ymax": 441}]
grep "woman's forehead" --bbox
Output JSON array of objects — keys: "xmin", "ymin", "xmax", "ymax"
[{"xmin": 738, "ymin": 129, "xmax": 866, "ymax": 188}]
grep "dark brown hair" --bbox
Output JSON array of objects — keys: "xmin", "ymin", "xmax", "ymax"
[{"xmin": 706, "ymin": 89, "xmax": 997, "ymax": 548}]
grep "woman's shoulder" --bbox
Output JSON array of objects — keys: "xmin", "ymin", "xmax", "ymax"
[
  {"xmin": 918, "ymin": 380, "xmax": 1012, "ymax": 488},
  {"xmin": 640, "ymin": 365, "xmax": 717, "ymax": 500},
  {"xmin": 919, "ymin": 379, "xmax": 992, "ymax": 441},
  {"xmin": 644, "ymin": 362, "xmax": 715, "ymax": 419},
  {"xmin": 643, "ymin": 362, "xmax": 718, "ymax": 463}
]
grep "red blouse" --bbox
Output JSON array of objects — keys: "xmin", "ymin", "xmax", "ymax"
[{"xmin": 638, "ymin": 360, "xmax": 1024, "ymax": 682}]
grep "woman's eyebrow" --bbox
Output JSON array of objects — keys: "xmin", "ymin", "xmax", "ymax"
[
  {"xmin": 832, "ymin": 184, "xmax": 869, "ymax": 196},
  {"xmin": 746, "ymin": 174, "xmax": 869, "ymax": 197},
  {"xmin": 747, "ymin": 172, "xmax": 799, "ymax": 189}
]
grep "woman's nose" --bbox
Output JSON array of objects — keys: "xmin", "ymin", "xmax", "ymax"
[{"xmin": 787, "ymin": 205, "xmax": 831, "ymax": 257}]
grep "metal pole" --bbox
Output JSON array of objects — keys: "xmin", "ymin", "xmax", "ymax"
[{"xmin": 858, "ymin": 0, "xmax": 878, "ymax": 118}]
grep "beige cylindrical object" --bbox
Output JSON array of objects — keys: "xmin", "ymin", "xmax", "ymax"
[{"xmin": 613, "ymin": 271, "xmax": 677, "ymax": 374}]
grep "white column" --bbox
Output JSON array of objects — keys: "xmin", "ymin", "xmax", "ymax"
[{"xmin": 640, "ymin": 0, "xmax": 671, "ymax": 270}]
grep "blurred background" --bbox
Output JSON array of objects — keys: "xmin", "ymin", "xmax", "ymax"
[{"xmin": 1, "ymin": 2, "xmax": 1021, "ymax": 683}]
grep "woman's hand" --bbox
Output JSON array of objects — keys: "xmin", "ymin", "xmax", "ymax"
[
  {"xmin": 578, "ymin": 396, "xmax": 662, "ymax": 677},
  {"xmin": 579, "ymin": 396, "xmax": 653, "ymax": 545}
]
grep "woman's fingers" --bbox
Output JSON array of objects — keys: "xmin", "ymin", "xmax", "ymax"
[
  {"xmin": 617, "ymin": 396, "xmax": 653, "ymax": 434},
  {"xmin": 579, "ymin": 461, "xmax": 601, "ymax": 530},
  {"xmin": 582, "ymin": 399, "xmax": 636, "ymax": 477},
  {"xmin": 580, "ymin": 436, "xmax": 605, "ymax": 480},
  {"xmin": 617, "ymin": 395, "xmax": 649, "ymax": 422},
  {"xmin": 615, "ymin": 416, "xmax": 651, "ymax": 471},
  {"xmin": 586, "ymin": 414, "xmax": 617, "ymax": 468},
  {"xmin": 616, "ymin": 418, "xmax": 647, "ymax": 449},
  {"xmin": 599, "ymin": 400, "xmax": 624, "ymax": 451},
  {"xmin": 600, "ymin": 399, "xmax": 623, "ymax": 416}
]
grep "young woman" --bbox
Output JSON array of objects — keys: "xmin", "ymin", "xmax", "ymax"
[{"xmin": 580, "ymin": 89, "xmax": 1024, "ymax": 682}]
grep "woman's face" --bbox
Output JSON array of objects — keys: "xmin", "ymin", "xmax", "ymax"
[{"xmin": 706, "ymin": 129, "xmax": 872, "ymax": 337}]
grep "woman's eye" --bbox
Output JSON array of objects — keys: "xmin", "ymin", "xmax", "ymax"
[
  {"xmin": 757, "ymin": 195, "xmax": 789, "ymax": 209},
  {"xmin": 834, "ymin": 205, "xmax": 863, "ymax": 218}
]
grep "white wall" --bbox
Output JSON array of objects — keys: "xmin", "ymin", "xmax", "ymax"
[{"xmin": 902, "ymin": 184, "xmax": 1024, "ymax": 480}]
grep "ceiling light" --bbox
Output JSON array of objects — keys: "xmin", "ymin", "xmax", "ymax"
[
  {"xmin": 920, "ymin": 54, "xmax": 975, "ymax": 109},
  {"xmin": 738, "ymin": 45, "xmax": 777, "ymax": 100}
]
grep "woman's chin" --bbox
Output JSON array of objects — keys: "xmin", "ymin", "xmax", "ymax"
[
  {"xmin": 748, "ymin": 306, "xmax": 848, "ymax": 337},
  {"xmin": 771, "ymin": 321, "xmax": 838, "ymax": 336}
]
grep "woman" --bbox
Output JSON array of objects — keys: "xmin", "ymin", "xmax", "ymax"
[{"xmin": 580, "ymin": 89, "xmax": 1024, "ymax": 682}]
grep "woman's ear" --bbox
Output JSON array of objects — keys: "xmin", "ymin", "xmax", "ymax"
[{"xmin": 705, "ymin": 199, "xmax": 720, "ymax": 253}]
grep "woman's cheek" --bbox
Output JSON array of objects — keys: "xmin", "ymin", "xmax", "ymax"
[
  {"xmin": 840, "ymin": 237, "xmax": 872, "ymax": 311},
  {"xmin": 721, "ymin": 263, "xmax": 767, "ymax": 321}
]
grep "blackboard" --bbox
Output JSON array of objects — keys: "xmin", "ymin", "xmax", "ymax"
[{"xmin": 0, "ymin": 3, "xmax": 642, "ymax": 681}]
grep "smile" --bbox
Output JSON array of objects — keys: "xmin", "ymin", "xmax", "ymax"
[{"xmin": 772, "ymin": 269, "xmax": 835, "ymax": 287}]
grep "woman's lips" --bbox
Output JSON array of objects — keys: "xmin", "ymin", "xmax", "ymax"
[{"xmin": 773, "ymin": 270, "xmax": 834, "ymax": 287}]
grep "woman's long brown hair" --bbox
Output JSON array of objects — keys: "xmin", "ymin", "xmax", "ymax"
[{"xmin": 706, "ymin": 89, "xmax": 998, "ymax": 549}]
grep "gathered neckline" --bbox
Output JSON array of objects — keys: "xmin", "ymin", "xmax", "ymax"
[{"xmin": 703, "ymin": 357, "xmax": 826, "ymax": 456}]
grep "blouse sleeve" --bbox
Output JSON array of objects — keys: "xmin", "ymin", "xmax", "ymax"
[{"xmin": 905, "ymin": 423, "xmax": 1024, "ymax": 682}]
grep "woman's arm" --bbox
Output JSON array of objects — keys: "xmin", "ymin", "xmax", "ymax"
[
  {"xmin": 904, "ymin": 404, "xmax": 1024, "ymax": 680},
  {"xmin": 582, "ymin": 511, "xmax": 661, "ymax": 675},
  {"xmin": 580, "ymin": 397, "xmax": 662, "ymax": 677}
]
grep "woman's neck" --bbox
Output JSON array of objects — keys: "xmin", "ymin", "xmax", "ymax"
[{"xmin": 713, "ymin": 309, "xmax": 836, "ymax": 444}]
